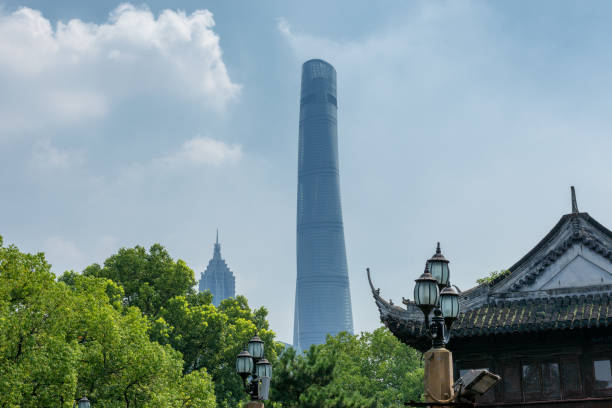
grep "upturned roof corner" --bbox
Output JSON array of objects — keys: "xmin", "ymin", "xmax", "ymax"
[{"xmin": 370, "ymin": 188, "xmax": 612, "ymax": 348}]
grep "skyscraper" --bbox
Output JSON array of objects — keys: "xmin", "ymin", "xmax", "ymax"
[
  {"xmin": 199, "ymin": 231, "xmax": 235, "ymax": 307},
  {"xmin": 293, "ymin": 59, "xmax": 354, "ymax": 350}
]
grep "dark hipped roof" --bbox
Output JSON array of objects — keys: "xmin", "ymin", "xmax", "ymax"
[
  {"xmin": 490, "ymin": 212, "xmax": 612, "ymax": 287},
  {"xmin": 453, "ymin": 292, "xmax": 612, "ymax": 338},
  {"xmin": 369, "ymin": 203, "xmax": 612, "ymax": 351},
  {"xmin": 372, "ymin": 282, "xmax": 612, "ymax": 352}
]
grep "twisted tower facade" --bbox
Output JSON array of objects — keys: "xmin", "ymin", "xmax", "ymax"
[{"xmin": 293, "ymin": 59, "xmax": 353, "ymax": 350}]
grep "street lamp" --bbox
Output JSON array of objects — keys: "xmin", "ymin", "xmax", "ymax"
[
  {"xmin": 440, "ymin": 284, "xmax": 460, "ymax": 331},
  {"xmin": 414, "ymin": 264, "xmax": 439, "ymax": 329},
  {"xmin": 236, "ymin": 349, "xmax": 254, "ymax": 378},
  {"xmin": 414, "ymin": 243, "xmax": 460, "ymax": 405},
  {"xmin": 236, "ymin": 333, "xmax": 273, "ymax": 405},
  {"xmin": 428, "ymin": 242, "xmax": 450, "ymax": 289},
  {"xmin": 256, "ymin": 358, "xmax": 272, "ymax": 378},
  {"xmin": 410, "ymin": 243, "xmax": 501, "ymax": 406},
  {"xmin": 77, "ymin": 396, "xmax": 90, "ymax": 408},
  {"xmin": 414, "ymin": 243, "xmax": 459, "ymax": 348},
  {"xmin": 248, "ymin": 334, "xmax": 264, "ymax": 359}
]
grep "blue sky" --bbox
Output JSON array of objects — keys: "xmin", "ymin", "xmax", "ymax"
[{"xmin": 1, "ymin": 0, "xmax": 611, "ymax": 343}]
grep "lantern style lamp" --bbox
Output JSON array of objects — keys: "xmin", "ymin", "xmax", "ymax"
[
  {"xmin": 414, "ymin": 264, "xmax": 440, "ymax": 326},
  {"xmin": 440, "ymin": 285, "xmax": 460, "ymax": 330},
  {"xmin": 236, "ymin": 349, "xmax": 254, "ymax": 379},
  {"xmin": 248, "ymin": 334, "xmax": 264, "ymax": 360},
  {"xmin": 236, "ymin": 334, "xmax": 274, "ymax": 402},
  {"xmin": 78, "ymin": 396, "xmax": 91, "ymax": 408},
  {"xmin": 428, "ymin": 242, "xmax": 450, "ymax": 289},
  {"xmin": 256, "ymin": 358, "xmax": 273, "ymax": 379}
]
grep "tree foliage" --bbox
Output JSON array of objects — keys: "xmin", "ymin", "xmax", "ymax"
[
  {"xmin": 270, "ymin": 328, "xmax": 424, "ymax": 408},
  {"xmin": 81, "ymin": 243, "xmax": 282, "ymax": 408},
  {"xmin": 83, "ymin": 244, "xmax": 196, "ymax": 318},
  {"xmin": 476, "ymin": 269, "xmax": 511, "ymax": 285},
  {"xmin": 0, "ymin": 236, "xmax": 216, "ymax": 407}
]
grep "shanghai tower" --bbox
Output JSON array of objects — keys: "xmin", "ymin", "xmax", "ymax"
[{"xmin": 293, "ymin": 59, "xmax": 353, "ymax": 350}]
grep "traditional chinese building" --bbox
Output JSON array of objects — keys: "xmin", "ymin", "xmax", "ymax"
[{"xmin": 370, "ymin": 188, "xmax": 612, "ymax": 406}]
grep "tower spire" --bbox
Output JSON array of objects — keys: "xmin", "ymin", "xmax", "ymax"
[
  {"xmin": 571, "ymin": 186, "xmax": 579, "ymax": 214},
  {"xmin": 214, "ymin": 229, "xmax": 221, "ymax": 258}
]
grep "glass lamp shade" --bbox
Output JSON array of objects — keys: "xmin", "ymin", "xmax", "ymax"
[
  {"xmin": 248, "ymin": 334, "xmax": 265, "ymax": 359},
  {"xmin": 256, "ymin": 358, "xmax": 272, "ymax": 379},
  {"xmin": 236, "ymin": 350, "xmax": 254, "ymax": 375},
  {"xmin": 427, "ymin": 242, "xmax": 450, "ymax": 287},
  {"xmin": 414, "ymin": 268, "xmax": 439, "ymax": 310},
  {"xmin": 78, "ymin": 397, "xmax": 91, "ymax": 408},
  {"xmin": 440, "ymin": 285, "xmax": 460, "ymax": 320}
]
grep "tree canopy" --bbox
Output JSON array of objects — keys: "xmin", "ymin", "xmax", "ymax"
[
  {"xmin": 79, "ymin": 243, "xmax": 282, "ymax": 408},
  {"xmin": 270, "ymin": 328, "xmax": 424, "ymax": 407},
  {"xmin": 1, "ymin": 235, "xmax": 425, "ymax": 407},
  {"xmin": 0, "ymin": 236, "xmax": 216, "ymax": 407}
]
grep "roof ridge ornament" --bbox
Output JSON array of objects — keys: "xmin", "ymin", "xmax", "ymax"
[{"xmin": 571, "ymin": 186, "xmax": 579, "ymax": 214}]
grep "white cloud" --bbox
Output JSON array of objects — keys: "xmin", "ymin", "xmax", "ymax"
[
  {"xmin": 163, "ymin": 136, "xmax": 242, "ymax": 167},
  {"xmin": 0, "ymin": 4, "xmax": 240, "ymax": 135},
  {"xmin": 30, "ymin": 139, "xmax": 84, "ymax": 170}
]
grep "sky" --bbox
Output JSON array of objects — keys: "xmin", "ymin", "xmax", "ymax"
[{"xmin": 1, "ymin": 0, "xmax": 611, "ymax": 344}]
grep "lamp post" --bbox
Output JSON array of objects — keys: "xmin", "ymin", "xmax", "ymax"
[
  {"xmin": 413, "ymin": 243, "xmax": 460, "ymax": 406},
  {"xmin": 236, "ymin": 334, "xmax": 273, "ymax": 408},
  {"xmin": 409, "ymin": 243, "xmax": 499, "ymax": 407}
]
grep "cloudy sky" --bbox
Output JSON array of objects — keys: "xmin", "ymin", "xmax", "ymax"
[{"xmin": 1, "ymin": 0, "xmax": 611, "ymax": 343}]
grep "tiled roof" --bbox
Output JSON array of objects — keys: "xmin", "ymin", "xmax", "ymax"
[
  {"xmin": 368, "ymin": 206, "xmax": 612, "ymax": 352},
  {"xmin": 374, "ymin": 292, "xmax": 612, "ymax": 352},
  {"xmin": 453, "ymin": 293, "xmax": 612, "ymax": 337},
  {"xmin": 369, "ymin": 267, "xmax": 612, "ymax": 351},
  {"xmin": 490, "ymin": 213, "xmax": 612, "ymax": 288}
]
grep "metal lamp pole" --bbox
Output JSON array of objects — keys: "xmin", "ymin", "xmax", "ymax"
[
  {"xmin": 236, "ymin": 334, "xmax": 273, "ymax": 408},
  {"xmin": 413, "ymin": 243, "xmax": 460, "ymax": 406}
]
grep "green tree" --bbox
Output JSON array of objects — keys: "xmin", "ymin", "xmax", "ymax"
[
  {"xmin": 271, "ymin": 328, "xmax": 424, "ymax": 408},
  {"xmin": 176, "ymin": 370, "xmax": 217, "ymax": 407},
  {"xmin": 150, "ymin": 294, "xmax": 282, "ymax": 407},
  {"xmin": 0, "ymin": 236, "xmax": 79, "ymax": 406},
  {"xmin": 83, "ymin": 243, "xmax": 283, "ymax": 408},
  {"xmin": 83, "ymin": 244, "xmax": 196, "ymax": 318},
  {"xmin": 0, "ymin": 236, "xmax": 216, "ymax": 407}
]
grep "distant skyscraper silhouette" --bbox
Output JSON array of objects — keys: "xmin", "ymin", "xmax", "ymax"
[
  {"xmin": 199, "ymin": 231, "xmax": 235, "ymax": 307},
  {"xmin": 293, "ymin": 59, "xmax": 354, "ymax": 350}
]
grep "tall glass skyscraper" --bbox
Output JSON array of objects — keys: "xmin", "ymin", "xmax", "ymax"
[
  {"xmin": 293, "ymin": 59, "xmax": 354, "ymax": 350},
  {"xmin": 199, "ymin": 231, "xmax": 235, "ymax": 307}
]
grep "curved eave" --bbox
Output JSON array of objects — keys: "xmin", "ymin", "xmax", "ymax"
[{"xmin": 367, "ymin": 268, "xmax": 431, "ymax": 352}]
